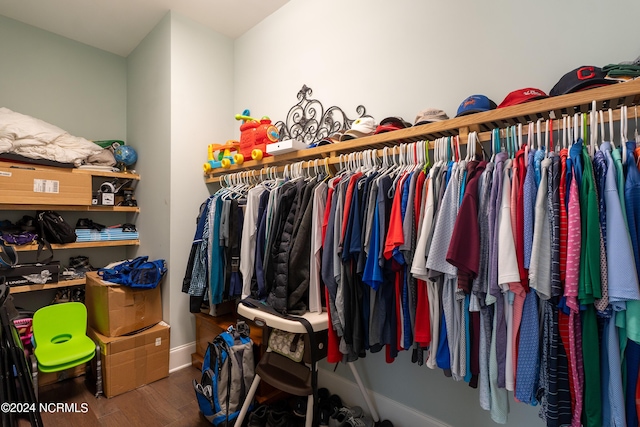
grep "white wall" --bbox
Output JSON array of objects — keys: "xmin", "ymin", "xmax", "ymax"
[
  {"xmin": 235, "ymin": 0, "xmax": 640, "ymax": 126},
  {"xmin": 169, "ymin": 11, "xmax": 235, "ymax": 347},
  {"xmin": 126, "ymin": 13, "xmax": 173, "ymax": 332},
  {"xmin": 0, "ymin": 15, "xmax": 128, "ymax": 310},
  {"xmin": 0, "ymin": 15, "xmax": 126, "ymax": 140},
  {"xmin": 234, "ymin": 1, "xmax": 640, "ymax": 426}
]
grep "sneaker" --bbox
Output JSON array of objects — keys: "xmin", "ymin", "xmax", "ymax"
[
  {"xmin": 343, "ymin": 415, "xmax": 373, "ymax": 427},
  {"xmin": 266, "ymin": 409, "xmax": 293, "ymax": 427},
  {"xmin": 328, "ymin": 410, "xmax": 349, "ymax": 427},
  {"xmin": 335, "ymin": 406, "xmax": 363, "ymax": 419},
  {"xmin": 247, "ymin": 405, "xmax": 269, "ymax": 427}
]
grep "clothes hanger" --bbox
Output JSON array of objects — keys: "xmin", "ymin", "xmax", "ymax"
[
  {"xmin": 527, "ymin": 122, "xmax": 535, "ymax": 152},
  {"xmin": 599, "ymin": 109, "xmax": 606, "ymax": 152},
  {"xmin": 621, "ymin": 105, "xmax": 628, "ymax": 163},
  {"xmin": 589, "ymin": 107, "xmax": 597, "ymax": 156},
  {"xmin": 635, "ymin": 105, "xmax": 640, "ymax": 147},
  {"xmin": 490, "ymin": 129, "xmax": 498, "ymax": 162},
  {"xmin": 424, "ymin": 140, "xmax": 431, "ymax": 170},
  {"xmin": 536, "ymin": 119, "xmax": 543, "ymax": 152},
  {"xmin": 506, "ymin": 126, "xmax": 513, "ymax": 159},
  {"xmin": 562, "ymin": 116, "xmax": 568, "ymax": 150},
  {"xmin": 573, "ymin": 112, "xmax": 580, "ymax": 144},
  {"xmin": 548, "ymin": 119, "xmax": 555, "ymax": 153}
]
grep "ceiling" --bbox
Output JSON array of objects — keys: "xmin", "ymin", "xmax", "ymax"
[{"xmin": 0, "ymin": 0, "xmax": 289, "ymax": 57}]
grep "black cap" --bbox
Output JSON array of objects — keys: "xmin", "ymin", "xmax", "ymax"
[{"xmin": 549, "ymin": 65, "xmax": 617, "ymax": 97}]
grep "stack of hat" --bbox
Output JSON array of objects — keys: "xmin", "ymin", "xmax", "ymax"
[{"xmin": 374, "ymin": 117, "xmax": 413, "ymax": 134}]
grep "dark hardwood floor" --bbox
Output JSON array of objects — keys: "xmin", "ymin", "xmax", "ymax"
[{"xmin": 17, "ymin": 366, "xmax": 212, "ymax": 427}]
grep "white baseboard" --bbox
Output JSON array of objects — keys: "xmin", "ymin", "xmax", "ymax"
[
  {"xmin": 318, "ymin": 367, "xmax": 452, "ymax": 427},
  {"xmin": 169, "ymin": 341, "xmax": 196, "ymax": 372}
]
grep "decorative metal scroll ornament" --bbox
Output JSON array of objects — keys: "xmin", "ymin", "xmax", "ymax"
[{"xmin": 274, "ymin": 85, "xmax": 369, "ymax": 145}]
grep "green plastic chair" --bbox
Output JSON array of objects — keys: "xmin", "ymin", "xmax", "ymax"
[{"xmin": 32, "ymin": 302, "xmax": 96, "ymax": 373}]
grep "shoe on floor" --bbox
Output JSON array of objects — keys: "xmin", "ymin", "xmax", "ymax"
[
  {"xmin": 247, "ymin": 404, "xmax": 269, "ymax": 427},
  {"xmin": 318, "ymin": 402, "xmax": 333, "ymax": 427},
  {"xmin": 377, "ymin": 420, "xmax": 394, "ymax": 427},
  {"xmin": 293, "ymin": 397, "xmax": 307, "ymax": 417},
  {"xmin": 343, "ymin": 415, "xmax": 374, "ymax": 427},
  {"xmin": 266, "ymin": 408, "xmax": 293, "ymax": 427},
  {"xmin": 328, "ymin": 410, "xmax": 349, "ymax": 427},
  {"xmin": 335, "ymin": 406, "xmax": 364, "ymax": 419}
]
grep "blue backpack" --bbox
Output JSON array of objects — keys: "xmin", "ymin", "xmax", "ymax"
[
  {"xmin": 193, "ymin": 323, "xmax": 255, "ymax": 426},
  {"xmin": 98, "ymin": 256, "xmax": 167, "ymax": 289}
]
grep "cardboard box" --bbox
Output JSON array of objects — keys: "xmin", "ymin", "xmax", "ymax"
[
  {"xmin": 39, "ymin": 364, "xmax": 87, "ymax": 387},
  {"xmin": 0, "ymin": 164, "xmax": 91, "ymax": 205},
  {"xmin": 85, "ymin": 271, "xmax": 162, "ymax": 337},
  {"xmin": 89, "ymin": 322, "xmax": 170, "ymax": 398},
  {"xmin": 266, "ymin": 138, "xmax": 307, "ymax": 155}
]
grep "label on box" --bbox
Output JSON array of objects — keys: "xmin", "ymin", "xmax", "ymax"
[
  {"xmin": 0, "ymin": 171, "xmax": 11, "ymax": 177},
  {"xmin": 102, "ymin": 193, "xmax": 115, "ymax": 205},
  {"xmin": 33, "ymin": 179, "xmax": 59, "ymax": 193},
  {"xmin": 155, "ymin": 338, "xmax": 161, "ymax": 346}
]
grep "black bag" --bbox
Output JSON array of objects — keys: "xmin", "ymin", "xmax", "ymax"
[{"xmin": 37, "ymin": 211, "xmax": 77, "ymax": 244}]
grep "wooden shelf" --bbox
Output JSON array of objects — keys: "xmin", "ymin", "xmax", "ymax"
[
  {"xmin": 72, "ymin": 169, "xmax": 140, "ymax": 180},
  {"xmin": 8, "ymin": 240, "xmax": 140, "ymax": 252},
  {"xmin": 10, "ymin": 278, "xmax": 85, "ymax": 294},
  {"xmin": 205, "ymin": 79, "xmax": 640, "ymax": 183},
  {"xmin": 0, "ymin": 204, "xmax": 139, "ymax": 212}
]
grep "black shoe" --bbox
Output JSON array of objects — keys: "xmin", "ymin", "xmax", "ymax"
[
  {"xmin": 293, "ymin": 397, "xmax": 307, "ymax": 418},
  {"xmin": 248, "ymin": 405, "xmax": 269, "ymax": 427},
  {"xmin": 318, "ymin": 403, "xmax": 332, "ymax": 427},
  {"xmin": 266, "ymin": 409, "xmax": 293, "ymax": 427}
]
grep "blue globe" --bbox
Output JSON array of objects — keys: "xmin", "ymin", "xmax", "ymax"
[{"xmin": 114, "ymin": 145, "xmax": 138, "ymax": 166}]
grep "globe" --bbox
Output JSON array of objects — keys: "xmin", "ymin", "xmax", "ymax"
[{"xmin": 114, "ymin": 145, "xmax": 138, "ymax": 167}]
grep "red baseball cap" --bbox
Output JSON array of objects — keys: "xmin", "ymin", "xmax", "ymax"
[
  {"xmin": 374, "ymin": 117, "xmax": 412, "ymax": 134},
  {"xmin": 498, "ymin": 88, "xmax": 548, "ymax": 109}
]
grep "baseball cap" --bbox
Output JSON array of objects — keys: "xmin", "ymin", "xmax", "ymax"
[
  {"xmin": 309, "ymin": 131, "xmax": 343, "ymax": 147},
  {"xmin": 549, "ymin": 66, "xmax": 617, "ymax": 97},
  {"xmin": 455, "ymin": 95, "xmax": 498, "ymax": 117},
  {"xmin": 340, "ymin": 116, "xmax": 376, "ymax": 141},
  {"xmin": 414, "ymin": 108, "xmax": 449, "ymax": 126},
  {"xmin": 374, "ymin": 117, "xmax": 412, "ymax": 134},
  {"xmin": 497, "ymin": 88, "xmax": 548, "ymax": 109}
]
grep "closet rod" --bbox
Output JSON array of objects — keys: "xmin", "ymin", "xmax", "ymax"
[
  {"xmin": 473, "ymin": 105, "xmax": 635, "ymax": 143},
  {"xmin": 206, "ymin": 80, "xmax": 640, "ymax": 181},
  {"xmin": 208, "ymin": 105, "xmax": 638, "ymax": 184}
]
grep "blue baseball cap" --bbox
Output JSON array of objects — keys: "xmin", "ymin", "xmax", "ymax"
[{"xmin": 455, "ymin": 95, "xmax": 497, "ymax": 117}]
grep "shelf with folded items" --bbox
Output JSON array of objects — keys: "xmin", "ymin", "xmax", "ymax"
[
  {"xmin": 6, "ymin": 240, "xmax": 140, "ymax": 252},
  {"xmin": 9, "ymin": 278, "xmax": 86, "ymax": 294},
  {"xmin": 0, "ymin": 204, "xmax": 139, "ymax": 212},
  {"xmin": 204, "ymin": 78, "xmax": 640, "ymax": 183},
  {"xmin": 72, "ymin": 169, "xmax": 140, "ymax": 180}
]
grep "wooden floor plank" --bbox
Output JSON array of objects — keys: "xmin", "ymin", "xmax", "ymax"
[
  {"xmin": 15, "ymin": 367, "xmax": 213, "ymax": 427},
  {"xmin": 97, "ymin": 410, "xmax": 131, "ymax": 427}
]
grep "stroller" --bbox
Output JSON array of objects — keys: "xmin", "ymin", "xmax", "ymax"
[{"xmin": 0, "ymin": 280, "xmax": 43, "ymax": 427}]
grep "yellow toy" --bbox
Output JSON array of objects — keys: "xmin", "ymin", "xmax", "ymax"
[{"xmin": 203, "ymin": 141, "xmax": 244, "ymax": 173}]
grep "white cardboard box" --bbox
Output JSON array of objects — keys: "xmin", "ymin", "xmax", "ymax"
[{"xmin": 266, "ymin": 139, "xmax": 308, "ymax": 155}]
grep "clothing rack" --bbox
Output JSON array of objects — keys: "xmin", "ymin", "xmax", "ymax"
[{"xmin": 205, "ymin": 79, "xmax": 640, "ymax": 184}]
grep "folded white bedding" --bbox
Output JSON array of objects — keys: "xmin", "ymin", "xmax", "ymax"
[{"xmin": 0, "ymin": 107, "xmax": 104, "ymax": 166}]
